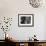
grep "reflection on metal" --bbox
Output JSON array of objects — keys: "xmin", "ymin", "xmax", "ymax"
[{"xmin": 29, "ymin": 0, "xmax": 44, "ymax": 8}]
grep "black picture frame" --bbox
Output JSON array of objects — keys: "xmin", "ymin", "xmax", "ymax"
[{"xmin": 18, "ymin": 14, "xmax": 34, "ymax": 27}]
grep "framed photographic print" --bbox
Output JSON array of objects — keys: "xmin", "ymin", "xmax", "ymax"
[{"xmin": 18, "ymin": 14, "xmax": 34, "ymax": 27}]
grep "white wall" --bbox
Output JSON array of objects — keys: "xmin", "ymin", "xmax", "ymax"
[{"xmin": 0, "ymin": 0, "xmax": 46, "ymax": 40}]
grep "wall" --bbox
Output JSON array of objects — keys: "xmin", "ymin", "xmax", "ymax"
[{"xmin": 0, "ymin": 0, "xmax": 46, "ymax": 40}]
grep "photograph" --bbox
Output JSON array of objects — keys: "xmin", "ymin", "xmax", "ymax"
[{"xmin": 18, "ymin": 14, "xmax": 34, "ymax": 27}]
